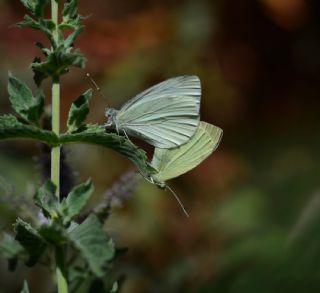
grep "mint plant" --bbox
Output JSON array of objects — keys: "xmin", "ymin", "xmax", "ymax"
[{"xmin": 0, "ymin": 1, "xmax": 154, "ymax": 292}]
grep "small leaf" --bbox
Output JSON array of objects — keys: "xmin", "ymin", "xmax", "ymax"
[
  {"xmin": 59, "ymin": 16, "xmax": 81, "ymax": 30},
  {"xmin": 0, "ymin": 115, "xmax": 59, "ymax": 146},
  {"xmin": 68, "ymin": 265, "xmax": 90, "ymax": 284},
  {"xmin": 63, "ymin": 0, "xmax": 78, "ymax": 21},
  {"xmin": 32, "ymin": 57, "xmax": 48, "ymax": 86},
  {"xmin": 60, "ymin": 179, "xmax": 94, "ymax": 224},
  {"xmin": 28, "ymin": 90, "xmax": 45, "ymax": 123},
  {"xmin": 14, "ymin": 218, "xmax": 47, "ymax": 266},
  {"xmin": 7, "ymin": 75, "xmax": 44, "ymax": 123},
  {"xmin": 64, "ymin": 26, "xmax": 84, "ymax": 48},
  {"xmin": 68, "ymin": 214, "xmax": 115, "ymax": 277},
  {"xmin": 20, "ymin": 0, "xmax": 37, "ymax": 15},
  {"xmin": 67, "ymin": 89, "xmax": 92, "ymax": 132},
  {"xmin": 18, "ymin": 15, "xmax": 40, "ymax": 30},
  {"xmin": 20, "ymin": 0, "xmax": 49, "ymax": 17},
  {"xmin": 38, "ymin": 19, "xmax": 57, "ymax": 47},
  {"xmin": 38, "ymin": 224, "xmax": 66, "ymax": 245},
  {"xmin": 0, "ymin": 233, "xmax": 24, "ymax": 259},
  {"xmin": 31, "ymin": 46, "xmax": 86, "ymax": 78},
  {"xmin": 34, "ymin": 180, "xmax": 59, "ymax": 219},
  {"xmin": 20, "ymin": 280, "xmax": 30, "ymax": 293}
]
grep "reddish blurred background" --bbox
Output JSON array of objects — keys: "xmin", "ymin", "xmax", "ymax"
[{"xmin": 1, "ymin": 0, "xmax": 320, "ymax": 292}]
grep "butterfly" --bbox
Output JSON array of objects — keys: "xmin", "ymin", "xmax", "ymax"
[
  {"xmin": 144, "ymin": 121, "xmax": 223, "ymax": 216},
  {"xmin": 105, "ymin": 75, "xmax": 201, "ymax": 149}
]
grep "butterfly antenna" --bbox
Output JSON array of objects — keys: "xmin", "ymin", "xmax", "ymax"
[
  {"xmin": 86, "ymin": 73, "xmax": 108, "ymax": 101},
  {"xmin": 166, "ymin": 185, "xmax": 190, "ymax": 218}
]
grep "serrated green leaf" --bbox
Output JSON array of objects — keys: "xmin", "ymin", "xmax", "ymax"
[
  {"xmin": 18, "ymin": 17, "xmax": 56, "ymax": 46},
  {"xmin": 67, "ymin": 89, "xmax": 92, "ymax": 132},
  {"xmin": 60, "ymin": 179, "xmax": 94, "ymax": 224},
  {"xmin": 68, "ymin": 265, "xmax": 90, "ymax": 283},
  {"xmin": 27, "ymin": 90, "xmax": 44, "ymax": 123},
  {"xmin": 38, "ymin": 18, "xmax": 57, "ymax": 47},
  {"xmin": 68, "ymin": 214, "xmax": 115, "ymax": 277},
  {"xmin": 63, "ymin": 0, "xmax": 78, "ymax": 21},
  {"xmin": 32, "ymin": 57, "xmax": 48, "ymax": 86},
  {"xmin": 38, "ymin": 224, "xmax": 66, "ymax": 245},
  {"xmin": 20, "ymin": 0, "xmax": 49, "ymax": 17},
  {"xmin": 64, "ymin": 25, "xmax": 84, "ymax": 48},
  {"xmin": 34, "ymin": 180, "xmax": 59, "ymax": 219},
  {"xmin": 18, "ymin": 15, "xmax": 40, "ymax": 29},
  {"xmin": 59, "ymin": 15, "xmax": 81, "ymax": 30},
  {"xmin": 20, "ymin": 280, "xmax": 30, "ymax": 293},
  {"xmin": 32, "ymin": 46, "xmax": 85, "ymax": 78},
  {"xmin": 8, "ymin": 75, "xmax": 44, "ymax": 123},
  {"xmin": 0, "ymin": 115, "xmax": 59, "ymax": 146},
  {"xmin": 60, "ymin": 125, "xmax": 156, "ymax": 175},
  {"xmin": 14, "ymin": 218, "xmax": 47, "ymax": 266},
  {"xmin": 20, "ymin": 0, "xmax": 35, "ymax": 13},
  {"xmin": 0, "ymin": 233, "xmax": 24, "ymax": 259}
]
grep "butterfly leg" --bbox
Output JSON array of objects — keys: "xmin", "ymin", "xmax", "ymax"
[
  {"xmin": 114, "ymin": 125, "xmax": 125, "ymax": 147},
  {"xmin": 122, "ymin": 129, "xmax": 134, "ymax": 145}
]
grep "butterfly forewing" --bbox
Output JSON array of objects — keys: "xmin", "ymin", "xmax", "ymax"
[
  {"xmin": 151, "ymin": 122, "xmax": 223, "ymax": 182},
  {"xmin": 116, "ymin": 76, "xmax": 201, "ymax": 149}
]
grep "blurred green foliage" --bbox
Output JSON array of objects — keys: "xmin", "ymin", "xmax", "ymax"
[{"xmin": 1, "ymin": 0, "xmax": 320, "ymax": 292}]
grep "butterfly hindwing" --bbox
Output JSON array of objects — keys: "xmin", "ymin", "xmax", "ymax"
[{"xmin": 151, "ymin": 121, "xmax": 223, "ymax": 182}]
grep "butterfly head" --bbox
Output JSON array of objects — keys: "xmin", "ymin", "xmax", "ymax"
[
  {"xmin": 150, "ymin": 176, "xmax": 166, "ymax": 189},
  {"xmin": 105, "ymin": 108, "xmax": 118, "ymax": 128}
]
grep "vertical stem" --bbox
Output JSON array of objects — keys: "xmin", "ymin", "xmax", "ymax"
[
  {"xmin": 55, "ymin": 247, "xmax": 68, "ymax": 293},
  {"xmin": 51, "ymin": 1, "xmax": 68, "ymax": 293},
  {"xmin": 51, "ymin": 80, "xmax": 60, "ymax": 196},
  {"xmin": 51, "ymin": 0, "xmax": 59, "ymax": 42}
]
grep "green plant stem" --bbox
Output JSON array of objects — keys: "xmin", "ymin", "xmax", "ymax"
[
  {"xmin": 55, "ymin": 247, "xmax": 68, "ymax": 293},
  {"xmin": 51, "ymin": 0, "xmax": 59, "ymax": 42},
  {"xmin": 51, "ymin": 80, "xmax": 60, "ymax": 196},
  {"xmin": 51, "ymin": 1, "xmax": 68, "ymax": 293}
]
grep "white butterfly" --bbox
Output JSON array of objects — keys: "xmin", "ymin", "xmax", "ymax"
[
  {"xmin": 105, "ymin": 76, "xmax": 201, "ymax": 149},
  {"xmin": 144, "ymin": 121, "xmax": 223, "ymax": 216}
]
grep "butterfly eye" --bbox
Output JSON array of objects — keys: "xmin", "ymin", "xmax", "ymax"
[{"xmin": 105, "ymin": 108, "xmax": 115, "ymax": 119}]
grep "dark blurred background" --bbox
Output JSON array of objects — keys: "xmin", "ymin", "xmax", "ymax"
[{"xmin": 1, "ymin": 0, "xmax": 320, "ymax": 292}]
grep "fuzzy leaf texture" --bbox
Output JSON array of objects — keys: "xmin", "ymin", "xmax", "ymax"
[
  {"xmin": 0, "ymin": 233, "xmax": 25, "ymax": 260},
  {"xmin": 7, "ymin": 75, "xmax": 44, "ymax": 123},
  {"xmin": 32, "ymin": 57, "xmax": 48, "ymax": 86},
  {"xmin": 67, "ymin": 89, "xmax": 92, "ymax": 132},
  {"xmin": 34, "ymin": 180, "xmax": 59, "ymax": 219},
  {"xmin": 14, "ymin": 219, "xmax": 47, "ymax": 266},
  {"xmin": 18, "ymin": 17, "xmax": 56, "ymax": 47},
  {"xmin": 60, "ymin": 179, "xmax": 94, "ymax": 224},
  {"xmin": 31, "ymin": 46, "xmax": 85, "ymax": 78},
  {"xmin": 20, "ymin": 0, "xmax": 49, "ymax": 17},
  {"xmin": 60, "ymin": 124, "xmax": 156, "ymax": 175},
  {"xmin": 38, "ymin": 224, "xmax": 66, "ymax": 245},
  {"xmin": 64, "ymin": 26, "xmax": 84, "ymax": 48},
  {"xmin": 68, "ymin": 214, "xmax": 115, "ymax": 277},
  {"xmin": 63, "ymin": 0, "xmax": 78, "ymax": 22},
  {"xmin": 0, "ymin": 115, "xmax": 59, "ymax": 145}
]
